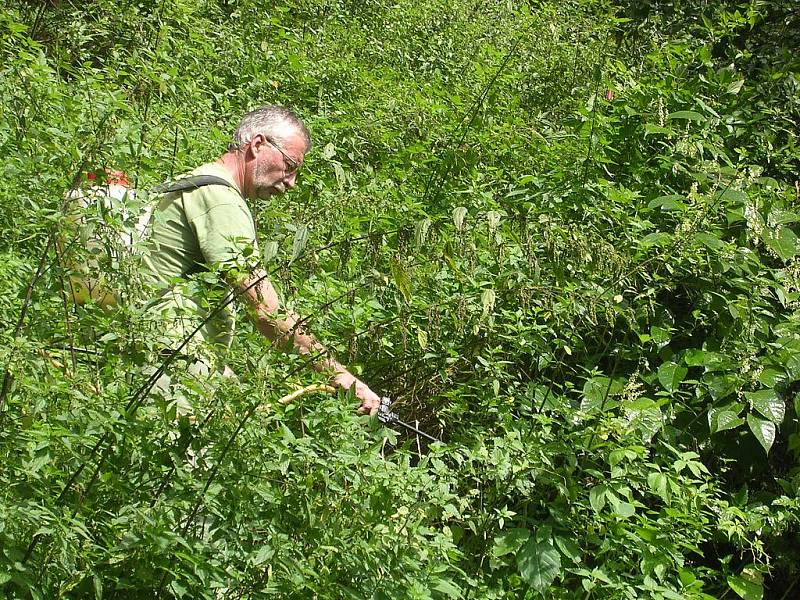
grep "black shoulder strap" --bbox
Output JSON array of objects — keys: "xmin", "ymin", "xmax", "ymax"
[{"xmin": 151, "ymin": 174, "xmax": 239, "ymax": 195}]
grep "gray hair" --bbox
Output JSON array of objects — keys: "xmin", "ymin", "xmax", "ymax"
[{"xmin": 230, "ymin": 105, "xmax": 312, "ymax": 152}]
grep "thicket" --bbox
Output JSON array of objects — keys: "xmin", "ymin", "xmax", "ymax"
[{"xmin": 1, "ymin": 0, "xmax": 798, "ymax": 598}]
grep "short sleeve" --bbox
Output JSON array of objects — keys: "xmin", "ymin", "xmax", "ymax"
[{"xmin": 185, "ymin": 185, "xmax": 259, "ymax": 270}]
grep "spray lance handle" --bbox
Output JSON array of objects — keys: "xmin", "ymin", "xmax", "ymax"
[{"xmin": 376, "ymin": 396, "xmax": 441, "ymax": 443}]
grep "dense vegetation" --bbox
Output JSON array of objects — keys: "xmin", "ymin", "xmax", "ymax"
[{"xmin": 1, "ymin": 0, "xmax": 799, "ymax": 597}]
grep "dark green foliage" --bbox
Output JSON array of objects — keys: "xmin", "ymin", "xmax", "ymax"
[{"xmin": 1, "ymin": 0, "xmax": 799, "ymax": 598}]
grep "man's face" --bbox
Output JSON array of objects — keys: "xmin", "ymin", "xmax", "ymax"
[{"xmin": 249, "ymin": 131, "xmax": 306, "ymax": 200}]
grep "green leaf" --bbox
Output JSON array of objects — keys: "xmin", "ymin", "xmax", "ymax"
[
  {"xmin": 727, "ymin": 575, "xmax": 763, "ymax": 600},
  {"xmin": 580, "ymin": 377, "xmax": 624, "ymax": 413},
  {"xmin": 657, "ymin": 363, "xmax": 687, "ymax": 392},
  {"xmin": 493, "ymin": 528, "xmax": 530, "ymax": 557},
  {"xmin": 647, "ymin": 472, "xmax": 671, "ymax": 503},
  {"xmin": 684, "ymin": 349, "xmax": 732, "ymax": 370},
  {"xmin": 644, "ymin": 123, "xmax": 673, "ymax": 135},
  {"xmin": 481, "ymin": 289, "xmax": 496, "ymax": 316},
  {"xmin": 262, "ymin": 240, "xmax": 279, "ymax": 263},
  {"xmin": 764, "ymin": 226, "xmax": 798, "ymax": 261},
  {"xmin": 589, "ymin": 485, "xmax": 606, "ymax": 513},
  {"xmin": 431, "ymin": 578, "xmax": 462, "ymax": 598},
  {"xmin": 414, "ymin": 218, "xmax": 432, "ymax": 248},
  {"xmin": 554, "ymin": 536, "xmax": 582, "ymax": 564},
  {"xmin": 93, "ymin": 574, "xmax": 103, "ymax": 600},
  {"xmin": 648, "ymin": 195, "xmax": 686, "ymax": 211},
  {"xmin": 517, "ymin": 532, "xmax": 561, "ymax": 594},
  {"xmin": 711, "ymin": 410, "xmax": 745, "ymax": 433},
  {"xmin": 416, "ymin": 328, "xmax": 428, "ymax": 350},
  {"xmin": 252, "ymin": 544, "xmax": 274, "ymax": 566},
  {"xmin": 747, "ymin": 414, "xmax": 776, "ymax": 454},
  {"xmin": 720, "ymin": 188, "xmax": 748, "ymax": 204},
  {"xmin": 610, "ymin": 498, "xmax": 635, "ymax": 517},
  {"xmin": 321, "ymin": 142, "xmax": 336, "ymax": 159},
  {"xmin": 452, "ymin": 206, "xmax": 468, "ymax": 230},
  {"xmin": 693, "ymin": 232, "xmax": 724, "ymax": 250},
  {"xmin": 667, "ymin": 110, "xmax": 705, "ymax": 122},
  {"xmin": 639, "ymin": 232, "xmax": 672, "ymax": 249},
  {"xmin": 745, "ymin": 389, "xmax": 785, "ymax": 424},
  {"xmin": 290, "ymin": 224, "xmax": 309, "ymax": 263},
  {"xmin": 726, "ymin": 79, "xmax": 745, "ymax": 95},
  {"xmin": 389, "ymin": 257, "xmax": 412, "ymax": 303}
]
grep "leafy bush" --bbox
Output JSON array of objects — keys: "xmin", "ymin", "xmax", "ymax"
[{"xmin": 1, "ymin": 0, "xmax": 798, "ymax": 598}]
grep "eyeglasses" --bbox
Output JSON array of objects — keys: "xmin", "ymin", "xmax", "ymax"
[{"xmin": 264, "ymin": 136, "xmax": 301, "ymax": 175}]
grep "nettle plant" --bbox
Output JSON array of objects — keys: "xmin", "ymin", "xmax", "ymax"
[{"xmin": 2, "ymin": 0, "xmax": 799, "ymax": 598}]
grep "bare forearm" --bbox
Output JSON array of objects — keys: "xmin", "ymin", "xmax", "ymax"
[{"xmin": 252, "ymin": 309, "xmax": 346, "ymax": 375}]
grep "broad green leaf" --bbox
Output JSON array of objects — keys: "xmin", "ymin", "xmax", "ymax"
[
  {"xmin": 657, "ymin": 362, "xmax": 687, "ymax": 392},
  {"xmin": 747, "ymin": 414, "xmax": 776, "ymax": 454},
  {"xmin": 262, "ymin": 240, "xmax": 279, "ymax": 263},
  {"xmin": 684, "ymin": 349, "xmax": 732, "ymax": 370},
  {"xmin": 321, "ymin": 142, "xmax": 336, "ymax": 159},
  {"xmin": 667, "ymin": 110, "xmax": 705, "ymax": 122},
  {"xmin": 711, "ymin": 410, "xmax": 744, "ymax": 433},
  {"xmin": 290, "ymin": 224, "xmax": 309, "ymax": 263},
  {"xmin": 727, "ymin": 575, "xmax": 763, "ymax": 600},
  {"xmin": 764, "ymin": 226, "xmax": 798, "ymax": 261},
  {"xmin": 589, "ymin": 485, "xmax": 606, "ymax": 513},
  {"xmin": 517, "ymin": 534, "xmax": 561, "ymax": 593},
  {"xmin": 486, "ymin": 210, "xmax": 502, "ymax": 231},
  {"xmin": 644, "ymin": 123, "xmax": 673, "ymax": 135},
  {"xmin": 253, "ymin": 544, "xmax": 274, "ymax": 566},
  {"xmin": 726, "ymin": 79, "xmax": 745, "ymax": 95},
  {"xmin": 333, "ymin": 162, "xmax": 346, "ymax": 187},
  {"xmin": 647, "ymin": 472, "xmax": 670, "ymax": 503},
  {"xmin": 389, "ymin": 258, "xmax": 412, "ymax": 303},
  {"xmin": 493, "ymin": 528, "xmax": 530, "ymax": 557},
  {"xmin": 720, "ymin": 188, "xmax": 748, "ymax": 204},
  {"xmin": 693, "ymin": 232, "xmax": 724, "ymax": 250},
  {"xmin": 554, "ymin": 536, "xmax": 582, "ymax": 564},
  {"xmin": 416, "ymin": 328, "xmax": 428, "ymax": 350},
  {"xmin": 745, "ymin": 389, "xmax": 785, "ymax": 424},
  {"xmin": 648, "ymin": 195, "xmax": 686, "ymax": 211},
  {"xmin": 757, "ymin": 368, "xmax": 785, "ymax": 387},
  {"xmin": 580, "ymin": 377, "xmax": 624, "ymax": 413},
  {"xmin": 611, "ymin": 500, "xmax": 635, "ymax": 518},
  {"xmin": 639, "ymin": 232, "xmax": 672, "ymax": 249},
  {"xmin": 453, "ymin": 206, "xmax": 468, "ymax": 230},
  {"xmin": 431, "ymin": 578, "xmax": 462, "ymax": 598}
]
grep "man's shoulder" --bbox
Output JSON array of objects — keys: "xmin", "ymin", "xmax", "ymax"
[{"xmin": 175, "ymin": 163, "xmax": 241, "ymax": 195}]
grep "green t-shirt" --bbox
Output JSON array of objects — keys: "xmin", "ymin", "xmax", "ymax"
[{"xmin": 141, "ymin": 162, "xmax": 259, "ymax": 361}]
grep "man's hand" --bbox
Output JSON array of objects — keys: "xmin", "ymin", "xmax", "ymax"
[{"xmin": 332, "ymin": 371, "xmax": 381, "ymax": 416}]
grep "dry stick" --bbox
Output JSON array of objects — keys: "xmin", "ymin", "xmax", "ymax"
[{"xmin": 276, "ymin": 383, "xmax": 336, "ymax": 407}]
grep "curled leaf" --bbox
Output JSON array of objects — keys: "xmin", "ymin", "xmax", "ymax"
[{"xmin": 452, "ymin": 206, "xmax": 468, "ymax": 231}]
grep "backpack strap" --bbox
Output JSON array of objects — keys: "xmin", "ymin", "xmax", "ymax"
[{"xmin": 151, "ymin": 174, "xmax": 239, "ymax": 195}]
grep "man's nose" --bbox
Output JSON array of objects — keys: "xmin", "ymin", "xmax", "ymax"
[{"xmin": 284, "ymin": 172, "xmax": 298, "ymax": 189}]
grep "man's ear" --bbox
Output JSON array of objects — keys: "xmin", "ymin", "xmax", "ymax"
[{"xmin": 248, "ymin": 133, "xmax": 266, "ymax": 158}]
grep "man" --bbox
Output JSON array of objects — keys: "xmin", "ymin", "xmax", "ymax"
[{"xmin": 141, "ymin": 106, "xmax": 381, "ymax": 414}]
